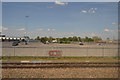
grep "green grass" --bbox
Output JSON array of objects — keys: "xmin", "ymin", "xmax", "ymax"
[
  {"xmin": 2, "ymin": 56, "xmax": 119, "ymax": 60},
  {"xmin": 2, "ymin": 56, "xmax": 119, "ymax": 63}
]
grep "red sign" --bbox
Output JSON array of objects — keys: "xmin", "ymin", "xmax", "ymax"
[{"xmin": 49, "ymin": 50, "xmax": 62, "ymax": 57}]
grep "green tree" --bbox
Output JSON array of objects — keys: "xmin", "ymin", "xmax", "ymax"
[
  {"xmin": 92, "ymin": 36, "xmax": 102, "ymax": 42},
  {"xmin": 68, "ymin": 37, "xmax": 73, "ymax": 41},
  {"xmin": 56, "ymin": 38, "xmax": 60, "ymax": 43},
  {"xmin": 72, "ymin": 36, "xmax": 78, "ymax": 41},
  {"xmin": 48, "ymin": 36, "xmax": 54, "ymax": 43},
  {"xmin": 61, "ymin": 37, "xmax": 68, "ymax": 41},
  {"xmin": 40, "ymin": 37, "xmax": 48, "ymax": 43},
  {"xmin": 78, "ymin": 37, "xmax": 82, "ymax": 42},
  {"xmin": 84, "ymin": 36, "xmax": 89, "ymax": 42},
  {"xmin": 84, "ymin": 37, "xmax": 94, "ymax": 42},
  {"xmin": 35, "ymin": 36, "xmax": 40, "ymax": 40},
  {"xmin": 24, "ymin": 36, "xmax": 30, "ymax": 39},
  {"xmin": 88, "ymin": 37, "xmax": 94, "ymax": 42}
]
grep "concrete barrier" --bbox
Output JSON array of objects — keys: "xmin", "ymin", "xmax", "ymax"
[{"xmin": 2, "ymin": 47, "xmax": 118, "ymax": 57}]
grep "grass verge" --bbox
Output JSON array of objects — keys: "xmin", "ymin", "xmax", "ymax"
[{"xmin": 2, "ymin": 56, "xmax": 119, "ymax": 60}]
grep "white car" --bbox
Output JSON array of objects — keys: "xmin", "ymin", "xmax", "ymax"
[{"xmin": 97, "ymin": 43, "xmax": 102, "ymax": 45}]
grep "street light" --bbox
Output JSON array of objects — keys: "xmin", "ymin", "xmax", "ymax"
[{"xmin": 25, "ymin": 16, "xmax": 29, "ymax": 45}]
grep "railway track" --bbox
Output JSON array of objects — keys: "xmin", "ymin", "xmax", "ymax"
[{"xmin": 2, "ymin": 62, "xmax": 119, "ymax": 68}]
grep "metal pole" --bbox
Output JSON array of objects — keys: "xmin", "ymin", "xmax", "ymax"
[
  {"xmin": 14, "ymin": 46, "xmax": 15, "ymax": 57},
  {"xmin": 25, "ymin": 16, "xmax": 29, "ymax": 45},
  {"xmin": 87, "ymin": 47, "xmax": 88, "ymax": 57},
  {"xmin": 102, "ymin": 47, "xmax": 104, "ymax": 57},
  {"xmin": 25, "ymin": 16, "xmax": 29, "ymax": 36}
]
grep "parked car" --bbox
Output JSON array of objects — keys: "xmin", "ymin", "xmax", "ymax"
[
  {"xmin": 97, "ymin": 43, "xmax": 102, "ymax": 45},
  {"xmin": 12, "ymin": 41, "xmax": 19, "ymax": 46},
  {"xmin": 79, "ymin": 43, "xmax": 84, "ymax": 45}
]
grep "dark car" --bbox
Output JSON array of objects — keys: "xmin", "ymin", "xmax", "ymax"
[
  {"xmin": 12, "ymin": 41, "xmax": 19, "ymax": 46},
  {"xmin": 79, "ymin": 43, "xmax": 84, "ymax": 45}
]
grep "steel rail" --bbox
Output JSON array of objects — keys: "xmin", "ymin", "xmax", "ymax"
[
  {"xmin": 2, "ymin": 62, "xmax": 119, "ymax": 64},
  {"xmin": 2, "ymin": 62, "xmax": 119, "ymax": 68}
]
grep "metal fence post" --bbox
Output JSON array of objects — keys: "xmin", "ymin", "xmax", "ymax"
[
  {"xmin": 87, "ymin": 47, "xmax": 88, "ymax": 57},
  {"xmin": 14, "ymin": 46, "xmax": 15, "ymax": 57},
  {"xmin": 102, "ymin": 47, "xmax": 104, "ymax": 57}
]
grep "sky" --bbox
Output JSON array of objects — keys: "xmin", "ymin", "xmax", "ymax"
[
  {"xmin": 2, "ymin": 0, "xmax": 120, "ymax": 2},
  {"xmin": 1, "ymin": 2, "xmax": 118, "ymax": 40}
]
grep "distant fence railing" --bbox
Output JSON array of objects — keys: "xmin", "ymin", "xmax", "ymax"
[{"xmin": 2, "ymin": 47, "xmax": 119, "ymax": 57}]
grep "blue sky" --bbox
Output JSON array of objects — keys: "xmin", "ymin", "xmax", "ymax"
[
  {"xmin": 2, "ymin": 2, "xmax": 118, "ymax": 40},
  {"xmin": 2, "ymin": 0, "xmax": 120, "ymax": 2}
]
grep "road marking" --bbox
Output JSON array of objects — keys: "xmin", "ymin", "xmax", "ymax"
[
  {"xmin": 85, "ymin": 61, "xmax": 90, "ymax": 62},
  {"xmin": 31, "ymin": 61, "xmax": 45, "ymax": 63},
  {"xmin": 21, "ymin": 61, "xmax": 30, "ymax": 63}
]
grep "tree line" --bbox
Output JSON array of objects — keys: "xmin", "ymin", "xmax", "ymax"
[{"xmin": 33, "ymin": 36, "xmax": 102, "ymax": 44}]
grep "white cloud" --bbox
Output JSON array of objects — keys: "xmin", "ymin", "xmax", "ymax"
[
  {"xmin": 37, "ymin": 29, "xmax": 43, "ymax": 31},
  {"xmin": 51, "ymin": 29, "xmax": 56, "ymax": 31},
  {"xmin": 0, "ymin": 26, "xmax": 8, "ymax": 31},
  {"xmin": 47, "ymin": 28, "xmax": 56, "ymax": 31},
  {"xmin": 49, "ymin": 6, "xmax": 53, "ymax": 8},
  {"xmin": 3, "ymin": 27, "xmax": 8, "ymax": 30},
  {"xmin": 95, "ymin": 8, "xmax": 97, "ymax": 10},
  {"xmin": 104, "ymin": 28, "xmax": 120, "ymax": 32},
  {"xmin": 112, "ymin": 30, "xmax": 120, "ymax": 32},
  {"xmin": 88, "ymin": 8, "xmax": 97, "ymax": 13},
  {"xmin": 17, "ymin": 28, "xmax": 25, "ymax": 31},
  {"xmin": 47, "ymin": 29, "xmax": 50, "ymax": 31},
  {"xmin": 81, "ymin": 8, "xmax": 97, "ymax": 14},
  {"xmin": 104, "ymin": 29, "xmax": 110, "ymax": 32},
  {"xmin": 55, "ymin": 1, "xmax": 68, "ymax": 6},
  {"xmin": 80, "ymin": 10, "xmax": 87, "ymax": 13},
  {"xmin": 112, "ymin": 22, "xmax": 117, "ymax": 25},
  {"xmin": 112, "ymin": 25, "xmax": 120, "ymax": 27},
  {"xmin": 89, "ymin": 10, "xmax": 96, "ymax": 13}
]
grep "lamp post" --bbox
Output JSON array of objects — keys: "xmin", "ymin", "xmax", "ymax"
[{"xmin": 25, "ymin": 16, "xmax": 29, "ymax": 45}]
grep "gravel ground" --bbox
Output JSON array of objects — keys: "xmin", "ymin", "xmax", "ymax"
[{"xmin": 2, "ymin": 67, "xmax": 118, "ymax": 78}]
